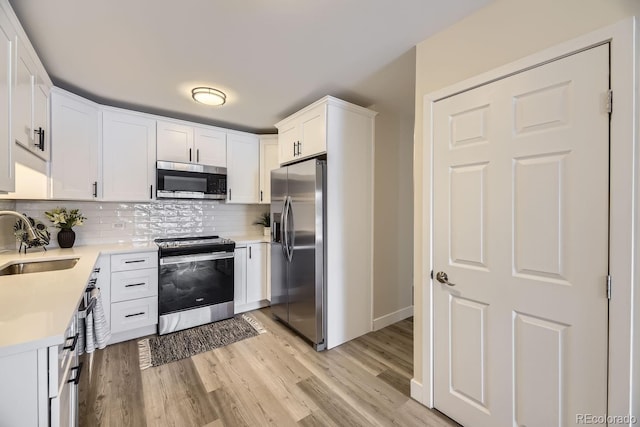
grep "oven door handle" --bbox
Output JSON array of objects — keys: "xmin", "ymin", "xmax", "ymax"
[{"xmin": 160, "ymin": 252, "xmax": 235, "ymax": 265}]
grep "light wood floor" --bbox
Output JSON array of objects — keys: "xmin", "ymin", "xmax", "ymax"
[{"xmin": 79, "ymin": 308, "xmax": 458, "ymax": 427}]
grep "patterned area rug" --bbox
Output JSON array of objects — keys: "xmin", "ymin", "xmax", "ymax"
[{"xmin": 138, "ymin": 314, "xmax": 266, "ymax": 369}]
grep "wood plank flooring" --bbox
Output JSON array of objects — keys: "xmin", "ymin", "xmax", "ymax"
[{"xmin": 79, "ymin": 308, "xmax": 458, "ymax": 427}]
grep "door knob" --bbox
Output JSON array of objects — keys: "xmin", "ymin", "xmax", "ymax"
[{"xmin": 436, "ymin": 271, "xmax": 456, "ymax": 286}]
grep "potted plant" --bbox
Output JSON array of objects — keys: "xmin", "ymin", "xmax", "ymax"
[
  {"xmin": 44, "ymin": 207, "xmax": 86, "ymax": 248},
  {"xmin": 254, "ymin": 212, "xmax": 271, "ymax": 236}
]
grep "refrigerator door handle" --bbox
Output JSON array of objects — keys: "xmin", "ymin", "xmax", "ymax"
[
  {"xmin": 281, "ymin": 197, "xmax": 289, "ymax": 259},
  {"xmin": 287, "ymin": 196, "xmax": 295, "ymax": 262}
]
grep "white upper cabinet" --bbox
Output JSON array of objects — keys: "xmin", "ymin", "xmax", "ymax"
[
  {"xmin": 227, "ymin": 132, "xmax": 259, "ymax": 204},
  {"xmin": 194, "ymin": 126, "xmax": 226, "ymax": 167},
  {"xmin": 0, "ymin": 13, "xmax": 13, "ymax": 193},
  {"xmin": 276, "ymin": 102, "xmax": 327, "ymax": 165},
  {"xmin": 50, "ymin": 88, "xmax": 101, "ymax": 200},
  {"xmin": 259, "ymin": 135, "xmax": 278, "ymax": 204},
  {"xmin": 13, "ymin": 36, "xmax": 50, "ymax": 161},
  {"xmin": 156, "ymin": 120, "xmax": 193, "ymax": 163},
  {"xmin": 102, "ymin": 109, "xmax": 156, "ymax": 201},
  {"xmin": 157, "ymin": 120, "xmax": 226, "ymax": 167}
]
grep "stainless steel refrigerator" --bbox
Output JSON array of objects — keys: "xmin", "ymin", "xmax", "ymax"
[{"xmin": 270, "ymin": 158, "xmax": 326, "ymax": 351}]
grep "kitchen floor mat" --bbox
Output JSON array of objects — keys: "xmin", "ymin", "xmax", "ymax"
[{"xmin": 138, "ymin": 313, "xmax": 266, "ymax": 369}]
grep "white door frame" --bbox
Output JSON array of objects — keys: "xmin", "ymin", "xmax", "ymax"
[{"xmin": 412, "ymin": 18, "xmax": 638, "ymax": 422}]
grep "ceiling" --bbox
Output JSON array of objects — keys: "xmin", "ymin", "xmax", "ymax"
[{"xmin": 9, "ymin": 0, "xmax": 492, "ymax": 134}]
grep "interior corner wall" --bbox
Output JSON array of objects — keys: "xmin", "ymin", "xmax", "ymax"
[
  {"xmin": 412, "ymin": 0, "xmax": 640, "ymax": 386},
  {"xmin": 372, "ymin": 104, "xmax": 415, "ymax": 327}
]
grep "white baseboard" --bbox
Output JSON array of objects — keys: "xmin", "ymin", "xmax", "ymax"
[
  {"xmin": 410, "ymin": 378, "xmax": 423, "ymax": 402},
  {"xmin": 373, "ymin": 305, "xmax": 413, "ymax": 330}
]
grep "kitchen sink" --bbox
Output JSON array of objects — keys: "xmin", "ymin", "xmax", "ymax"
[{"xmin": 0, "ymin": 258, "xmax": 80, "ymax": 276}]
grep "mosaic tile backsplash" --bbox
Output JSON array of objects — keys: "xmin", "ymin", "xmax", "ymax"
[{"xmin": 7, "ymin": 200, "xmax": 268, "ymax": 249}]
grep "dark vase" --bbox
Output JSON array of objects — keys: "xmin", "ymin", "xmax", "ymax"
[{"xmin": 57, "ymin": 228, "xmax": 76, "ymax": 248}]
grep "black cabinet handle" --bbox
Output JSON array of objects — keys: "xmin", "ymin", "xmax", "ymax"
[
  {"xmin": 197, "ymin": 149, "xmax": 200, "ymax": 163},
  {"xmin": 124, "ymin": 259, "xmax": 145, "ymax": 264},
  {"xmin": 260, "ymin": 190, "xmax": 263, "ymax": 202},
  {"xmin": 125, "ymin": 312, "xmax": 146, "ymax": 318},
  {"xmin": 92, "ymin": 181, "xmax": 98, "ymax": 197},
  {"xmin": 189, "ymin": 148, "xmax": 192, "ymax": 162},
  {"xmin": 150, "ymin": 185, "xmax": 153, "ymax": 199},
  {"xmin": 93, "ymin": 267, "xmax": 100, "ymax": 273},
  {"xmin": 249, "ymin": 246, "xmax": 252, "ymax": 259},
  {"xmin": 63, "ymin": 333, "xmax": 79, "ymax": 351},
  {"xmin": 124, "ymin": 282, "xmax": 146, "ymax": 288},
  {"xmin": 228, "ymin": 189, "xmax": 231, "ymax": 201},
  {"xmin": 67, "ymin": 362, "xmax": 83, "ymax": 385},
  {"xmin": 33, "ymin": 127, "xmax": 44, "ymax": 151}
]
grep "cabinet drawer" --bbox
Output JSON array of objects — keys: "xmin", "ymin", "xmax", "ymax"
[
  {"xmin": 111, "ymin": 251, "xmax": 158, "ymax": 272},
  {"xmin": 48, "ymin": 315, "xmax": 77, "ymax": 398},
  {"xmin": 111, "ymin": 297, "xmax": 158, "ymax": 333},
  {"xmin": 111, "ymin": 268, "xmax": 158, "ymax": 302}
]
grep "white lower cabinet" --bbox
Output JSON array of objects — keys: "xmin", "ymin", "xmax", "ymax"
[
  {"xmin": 0, "ymin": 306, "xmax": 79, "ymax": 427},
  {"xmin": 111, "ymin": 297, "xmax": 158, "ymax": 334},
  {"xmin": 234, "ymin": 242, "xmax": 269, "ymax": 313},
  {"xmin": 107, "ymin": 250, "xmax": 159, "ymax": 344}
]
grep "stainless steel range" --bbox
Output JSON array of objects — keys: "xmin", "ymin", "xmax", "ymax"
[{"xmin": 155, "ymin": 235, "xmax": 235, "ymax": 335}]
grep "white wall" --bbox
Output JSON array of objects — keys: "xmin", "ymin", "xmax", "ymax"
[
  {"xmin": 372, "ymin": 103, "xmax": 415, "ymax": 327},
  {"xmin": 412, "ymin": 0, "xmax": 640, "ymax": 392}
]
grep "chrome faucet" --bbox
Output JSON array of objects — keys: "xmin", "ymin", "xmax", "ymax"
[{"xmin": 0, "ymin": 210, "xmax": 41, "ymax": 245}]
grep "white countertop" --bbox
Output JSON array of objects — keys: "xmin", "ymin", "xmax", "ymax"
[{"xmin": 0, "ymin": 242, "xmax": 157, "ymax": 358}]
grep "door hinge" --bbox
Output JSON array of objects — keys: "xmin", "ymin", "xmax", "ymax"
[
  {"xmin": 606, "ymin": 89, "xmax": 613, "ymax": 114},
  {"xmin": 607, "ymin": 275, "xmax": 612, "ymax": 299}
]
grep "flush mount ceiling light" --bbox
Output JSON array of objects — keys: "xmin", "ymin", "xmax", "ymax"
[{"xmin": 191, "ymin": 87, "xmax": 226, "ymax": 106}]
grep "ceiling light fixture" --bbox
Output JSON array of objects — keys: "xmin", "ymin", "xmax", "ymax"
[{"xmin": 191, "ymin": 87, "xmax": 226, "ymax": 106}]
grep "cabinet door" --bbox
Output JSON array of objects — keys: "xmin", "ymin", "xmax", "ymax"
[
  {"xmin": 194, "ymin": 126, "xmax": 226, "ymax": 166},
  {"xmin": 33, "ymin": 74, "xmax": 50, "ymax": 160},
  {"xmin": 259, "ymin": 135, "xmax": 278, "ymax": 204},
  {"xmin": 277, "ymin": 120, "xmax": 298, "ymax": 165},
  {"xmin": 0, "ymin": 20, "xmax": 13, "ymax": 193},
  {"xmin": 227, "ymin": 133, "xmax": 259, "ymax": 204},
  {"xmin": 246, "ymin": 243, "xmax": 266, "ymax": 303},
  {"xmin": 102, "ymin": 110, "xmax": 156, "ymax": 201},
  {"xmin": 156, "ymin": 120, "xmax": 193, "ymax": 163},
  {"xmin": 13, "ymin": 37, "xmax": 35, "ymax": 154},
  {"xmin": 0, "ymin": 350, "xmax": 40, "ymax": 426},
  {"xmin": 50, "ymin": 90, "xmax": 100, "ymax": 199},
  {"xmin": 234, "ymin": 247, "xmax": 247, "ymax": 309},
  {"xmin": 298, "ymin": 104, "xmax": 326, "ymax": 159}
]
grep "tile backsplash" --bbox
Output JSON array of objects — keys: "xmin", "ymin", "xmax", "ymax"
[{"xmin": 6, "ymin": 200, "xmax": 268, "ymax": 249}]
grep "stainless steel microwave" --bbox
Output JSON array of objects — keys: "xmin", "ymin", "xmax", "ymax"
[{"xmin": 156, "ymin": 161, "xmax": 227, "ymax": 200}]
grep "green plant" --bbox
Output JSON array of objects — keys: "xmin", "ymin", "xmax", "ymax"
[
  {"xmin": 44, "ymin": 207, "xmax": 86, "ymax": 229},
  {"xmin": 253, "ymin": 212, "xmax": 271, "ymax": 227}
]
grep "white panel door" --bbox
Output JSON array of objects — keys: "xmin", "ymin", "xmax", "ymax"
[
  {"xmin": 0, "ymin": 19, "xmax": 12, "ymax": 193},
  {"xmin": 13, "ymin": 38, "xmax": 35, "ymax": 152},
  {"xmin": 246, "ymin": 243, "xmax": 266, "ymax": 303},
  {"xmin": 102, "ymin": 110, "xmax": 156, "ymax": 201},
  {"xmin": 50, "ymin": 90, "xmax": 100, "ymax": 199},
  {"xmin": 433, "ymin": 45, "xmax": 609, "ymax": 427},
  {"xmin": 156, "ymin": 120, "xmax": 193, "ymax": 163},
  {"xmin": 259, "ymin": 135, "xmax": 278, "ymax": 204},
  {"xmin": 194, "ymin": 126, "xmax": 226, "ymax": 167},
  {"xmin": 227, "ymin": 132, "xmax": 259, "ymax": 203}
]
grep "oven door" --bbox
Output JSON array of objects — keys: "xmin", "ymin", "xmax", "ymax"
[{"xmin": 158, "ymin": 252, "xmax": 234, "ymax": 315}]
